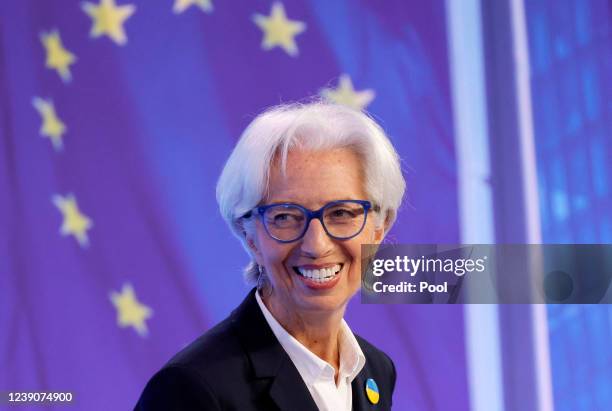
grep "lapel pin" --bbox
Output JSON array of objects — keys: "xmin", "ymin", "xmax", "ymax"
[{"xmin": 365, "ymin": 378, "xmax": 380, "ymax": 405}]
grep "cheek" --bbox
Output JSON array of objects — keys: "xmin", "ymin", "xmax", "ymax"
[
  {"xmin": 345, "ymin": 225, "xmax": 379, "ymax": 271},
  {"xmin": 344, "ymin": 241, "xmax": 364, "ymax": 269},
  {"xmin": 256, "ymin": 233, "xmax": 293, "ymax": 267},
  {"xmin": 344, "ymin": 243, "xmax": 364, "ymax": 291}
]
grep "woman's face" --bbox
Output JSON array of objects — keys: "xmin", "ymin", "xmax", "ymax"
[{"xmin": 247, "ymin": 148, "xmax": 386, "ymax": 317}]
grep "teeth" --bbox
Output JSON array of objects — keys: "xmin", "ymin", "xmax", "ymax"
[{"xmin": 296, "ymin": 264, "xmax": 342, "ymax": 282}]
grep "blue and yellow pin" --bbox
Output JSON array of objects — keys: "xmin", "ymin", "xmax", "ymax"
[{"xmin": 365, "ymin": 378, "xmax": 380, "ymax": 404}]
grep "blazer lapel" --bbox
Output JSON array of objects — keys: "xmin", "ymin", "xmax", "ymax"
[
  {"xmin": 351, "ymin": 371, "xmax": 369, "ymax": 411},
  {"xmin": 268, "ymin": 358, "xmax": 318, "ymax": 411},
  {"xmin": 232, "ymin": 289, "xmax": 319, "ymax": 411}
]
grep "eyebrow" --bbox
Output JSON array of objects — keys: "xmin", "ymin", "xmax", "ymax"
[{"xmin": 263, "ymin": 198, "xmax": 361, "ymax": 206}]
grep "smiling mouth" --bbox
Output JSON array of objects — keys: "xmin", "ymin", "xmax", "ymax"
[{"xmin": 292, "ymin": 264, "xmax": 343, "ymax": 283}]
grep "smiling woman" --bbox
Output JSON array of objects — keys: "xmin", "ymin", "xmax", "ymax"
[
  {"xmin": 245, "ymin": 148, "xmax": 382, "ymax": 309},
  {"xmin": 135, "ymin": 101, "xmax": 406, "ymax": 411}
]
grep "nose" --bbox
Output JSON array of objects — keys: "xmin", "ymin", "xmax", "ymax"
[{"xmin": 300, "ymin": 218, "xmax": 334, "ymax": 258}]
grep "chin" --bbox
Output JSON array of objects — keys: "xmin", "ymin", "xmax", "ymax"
[{"xmin": 298, "ymin": 287, "xmax": 356, "ymax": 312}]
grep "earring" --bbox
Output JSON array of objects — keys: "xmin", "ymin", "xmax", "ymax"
[{"xmin": 257, "ymin": 265, "xmax": 265, "ymax": 291}]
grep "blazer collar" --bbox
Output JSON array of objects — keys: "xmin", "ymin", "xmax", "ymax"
[{"xmin": 231, "ymin": 288, "xmax": 319, "ymax": 411}]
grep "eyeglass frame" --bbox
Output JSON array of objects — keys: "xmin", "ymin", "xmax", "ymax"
[{"xmin": 243, "ymin": 200, "xmax": 376, "ymax": 243}]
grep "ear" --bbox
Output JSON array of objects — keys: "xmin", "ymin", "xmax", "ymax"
[
  {"xmin": 238, "ymin": 219, "xmax": 265, "ymax": 265},
  {"xmin": 372, "ymin": 212, "xmax": 391, "ymax": 244},
  {"xmin": 372, "ymin": 224, "xmax": 386, "ymax": 244},
  {"xmin": 246, "ymin": 235, "xmax": 263, "ymax": 263}
]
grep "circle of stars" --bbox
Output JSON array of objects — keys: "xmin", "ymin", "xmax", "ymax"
[{"xmin": 34, "ymin": 0, "xmax": 376, "ymax": 340}]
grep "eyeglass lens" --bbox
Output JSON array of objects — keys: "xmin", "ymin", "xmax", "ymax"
[{"xmin": 262, "ymin": 201, "xmax": 367, "ymax": 241}]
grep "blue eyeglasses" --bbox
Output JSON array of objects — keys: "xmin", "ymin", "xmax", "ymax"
[{"xmin": 244, "ymin": 200, "xmax": 375, "ymax": 243}]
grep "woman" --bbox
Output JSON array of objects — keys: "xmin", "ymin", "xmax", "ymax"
[{"xmin": 136, "ymin": 101, "xmax": 405, "ymax": 410}]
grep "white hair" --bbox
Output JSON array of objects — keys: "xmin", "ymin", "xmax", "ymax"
[{"xmin": 216, "ymin": 101, "xmax": 405, "ymax": 285}]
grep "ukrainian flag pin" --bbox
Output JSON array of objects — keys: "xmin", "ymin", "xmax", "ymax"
[{"xmin": 365, "ymin": 378, "xmax": 380, "ymax": 405}]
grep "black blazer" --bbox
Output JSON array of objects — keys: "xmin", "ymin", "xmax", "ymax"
[{"xmin": 135, "ymin": 288, "xmax": 396, "ymax": 410}]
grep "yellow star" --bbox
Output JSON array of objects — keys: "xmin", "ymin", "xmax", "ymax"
[
  {"xmin": 52, "ymin": 194, "xmax": 93, "ymax": 247},
  {"xmin": 110, "ymin": 283, "xmax": 153, "ymax": 337},
  {"xmin": 82, "ymin": 0, "xmax": 136, "ymax": 46},
  {"xmin": 173, "ymin": 0, "xmax": 213, "ymax": 14},
  {"xmin": 252, "ymin": 2, "xmax": 306, "ymax": 57},
  {"xmin": 321, "ymin": 74, "xmax": 376, "ymax": 110},
  {"xmin": 32, "ymin": 97, "xmax": 66, "ymax": 151},
  {"xmin": 40, "ymin": 30, "xmax": 76, "ymax": 82}
]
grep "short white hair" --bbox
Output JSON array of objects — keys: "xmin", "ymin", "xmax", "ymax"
[{"xmin": 216, "ymin": 101, "xmax": 405, "ymax": 285}]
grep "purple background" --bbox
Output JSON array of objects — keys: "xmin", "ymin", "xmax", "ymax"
[{"xmin": 0, "ymin": 1, "xmax": 466, "ymax": 409}]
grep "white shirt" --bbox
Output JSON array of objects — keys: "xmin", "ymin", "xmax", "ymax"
[{"xmin": 255, "ymin": 291, "xmax": 366, "ymax": 411}]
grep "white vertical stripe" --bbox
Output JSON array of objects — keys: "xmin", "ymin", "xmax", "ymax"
[
  {"xmin": 465, "ymin": 304, "xmax": 504, "ymax": 411},
  {"xmin": 509, "ymin": 0, "xmax": 542, "ymax": 244},
  {"xmin": 531, "ymin": 304, "xmax": 554, "ymax": 411},
  {"xmin": 446, "ymin": 0, "xmax": 494, "ymax": 244},
  {"xmin": 509, "ymin": 1, "xmax": 554, "ymax": 410},
  {"xmin": 446, "ymin": 1, "xmax": 504, "ymax": 411}
]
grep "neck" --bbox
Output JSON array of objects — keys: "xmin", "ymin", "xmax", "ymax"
[{"xmin": 260, "ymin": 290, "xmax": 346, "ymax": 370}]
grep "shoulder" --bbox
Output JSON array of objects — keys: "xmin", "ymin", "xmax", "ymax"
[
  {"xmin": 166, "ymin": 315, "xmax": 244, "ymax": 375},
  {"xmin": 134, "ymin": 364, "xmax": 222, "ymax": 410},
  {"xmin": 135, "ymin": 293, "xmax": 258, "ymax": 410},
  {"xmin": 135, "ymin": 317, "xmax": 246, "ymax": 410}
]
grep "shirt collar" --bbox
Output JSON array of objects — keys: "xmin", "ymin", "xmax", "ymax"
[{"xmin": 255, "ymin": 290, "xmax": 365, "ymax": 385}]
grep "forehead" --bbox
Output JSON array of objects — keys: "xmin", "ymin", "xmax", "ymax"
[{"xmin": 265, "ymin": 148, "xmax": 367, "ymax": 207}]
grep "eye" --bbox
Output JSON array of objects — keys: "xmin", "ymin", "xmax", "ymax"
[
  {"xmin": 265, "ymin": 210, "xmax": 304, "ymax": 227},
  {"xmin": 331, "ymin": 209, "xmax": 355, "ymax": 218},
  {"xmin": 273, "ymin": 213, "xmax": 298, "ymax": 222},
  {"xmin": 327, "ymin": 207, "xmax": 362, "ymax": 221}
]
